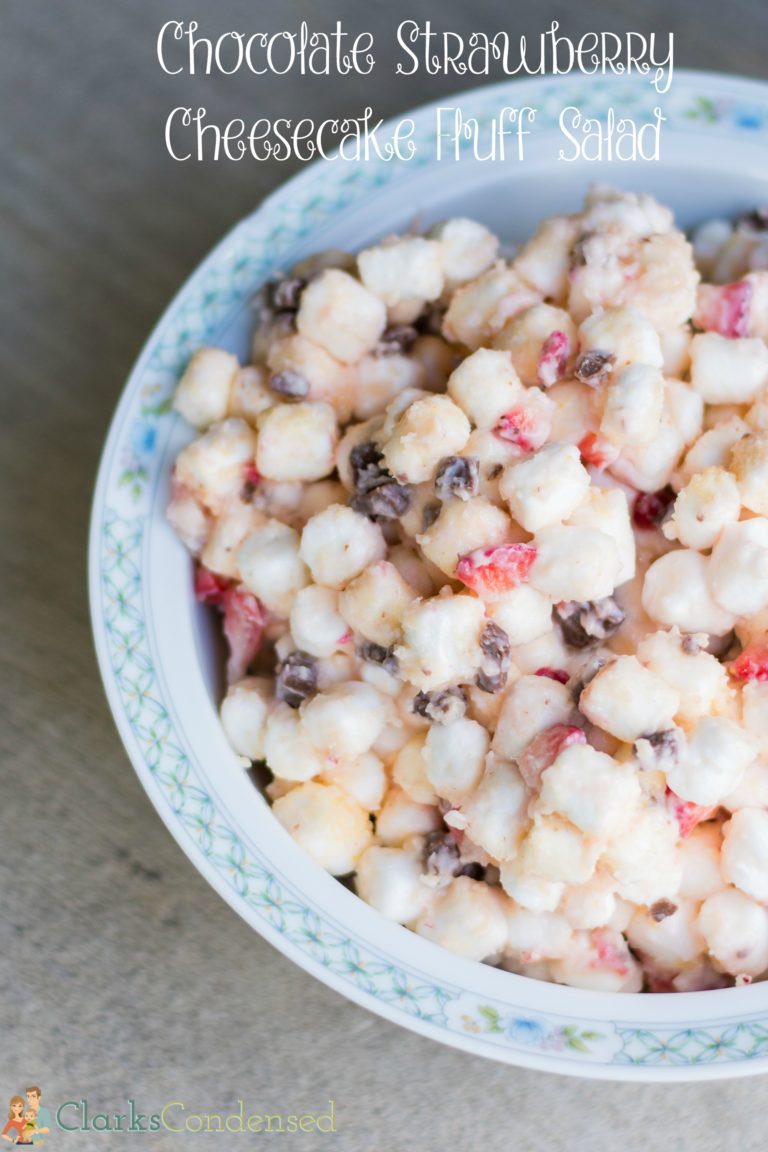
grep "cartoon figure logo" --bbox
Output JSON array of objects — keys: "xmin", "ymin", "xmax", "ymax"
[{"xmin": 1, "ymin": 1088, "xmax": 51, "ymax": 1145}]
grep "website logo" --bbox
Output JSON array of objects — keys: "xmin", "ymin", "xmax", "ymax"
[{"xmin": 2, "ymin": 1087, "xmax": 52, "ymax": 1145}]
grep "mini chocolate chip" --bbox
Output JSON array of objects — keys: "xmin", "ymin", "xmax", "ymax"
[
  {"xmin": 377, "ymin": 324, "xmax": 419, "ymax": 355},
  {"xmin": 413, "ymin": 686, "xmax": 468, "ymax": 725},
  {"xmin": 422, "ymin": 501, "xmax": 442, "ymax": 530},
  {"xmin": 476, "ymin": 621, "xmax": 511, "ymax": 694},
  {"xmin": 275, "ymin": 651, "xmax": 317, "ymax": 708},
  {"xmin": 487, "ymin": 463, "xmax": 503, "ymax": 480},
  {"xmin": 634, "ymin": 728, "xmax": 684, "ymax": 771},
  {"xmin": 358, "ymin": 642, "xmax": 399, "ymax": 676},
  {"xmin": 555, "ymin": 597, "xmax": 625, "ymax": 648},
  {"xmin": 650, "ymin": 899, "xmax": 678, "ymax": 922},
  {"xmin": 268, "ymin": 276, "xmax": 306, "ymax": 313},
  {"xmin": 736, "ymin": 208, "xmax": 768, "ymax": 233},
  {"xmin": 268, "ymin": 370, "xmax": 309, "ymax": 401},
  {"xmin": 435, "ymin": 455, "xmax": 480, "ymax": 501},
  {"xmin": 352, "ymin": 481, "xmax": 412, "ymax": 521},
  {"xmin": 415, "ymin": 302, "xmax": 447, "ymax": 336},
  {"xmin": 349, "ymin": 441, "xmax": 389, "ymax": 494},
  {"xmin": 574, "ymin": 350, "xmax": 615, "ymax": 385},
  {"xmin": 423, "ymin": 832, "xmax": 485, "ymax": 886}
]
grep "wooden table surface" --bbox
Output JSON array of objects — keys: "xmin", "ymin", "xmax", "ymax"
[{"xmin": 3, "ymin": 0, "xmax": 768, "ymax": 1147}]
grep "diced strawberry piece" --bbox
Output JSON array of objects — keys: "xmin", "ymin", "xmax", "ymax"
[
  {"xmin": 518, "ymin": 724, "xmax": 587, "ymax": 790},
  {"xmin": 590, "ymin": 930, "xmax": 630, "ymax": 976},
  {"xmin": 665, "ymin": 787, "xmax": 716, "ymax": 838},
  {"xmin": 632, "ymin": 485, "xmax": 676, "ymax": 531},
  {"xmin": 535, "ymin": 667, "xmax": 570, "ymax": 685},
  {"xmin": 222, "ymin": 586, "xmax": 267, "ymax": 683},
  {"xmin": 455, "ymin": 543, "xmax": 537, "ymax": 599},
  {"xmin": 194, "ymin": 564, "xmax": 232, "ymax": 606},
  {"xmin": 494, "ymin": 407, "xmax": 548, "ymax": 453},
  {"xmin": 577, "ymin": 432, "xmax": 619, "ymax": 471},
  {"xmin": 729, "ymin": 640, "xmax": 768, "ymax": 682},
  {"xmin": 537, "ymin": 330, "xmax": 570, "ymax": 388},
  {"xmin": 694, "ymin": 280, "xmax": 753, "ymax": 339},
  {"xmin": 242, "ymin": 461, "xmax": 262, "ymax": 487}
]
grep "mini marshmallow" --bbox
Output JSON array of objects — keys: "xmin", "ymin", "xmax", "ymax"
[
  {"xmin": 642, "ymin": 550, "xmax": 736, "ymax": 636},
  {"xmin": 396, "ymin": 593, "xmax": 485, "ymax": 692},
  {"xmin": 500, "ymin": 444, "xmax": 590, "ymax": 533},
  {"xmin": 174, "ymin": 347, "xmax": 239, "ymax": 429},
  {"xmin": 338, "ymin": 561, "xmax": 415, "ymax": 647},
  {"xmin": 256, "ymin": 401, "xmax": 338, "ymax": 482},
  {"xmin": 600, "ymin": 363, "xmax": 665, "ymax": 446},
  {"xmin": 459, "ymin": 758, "xmax": 530, "ymax": 862},
  {"xmin": 174, "ymin": 418, "xmax": 258, "ymax": 514},
  {"xmin": 662, "ymin": 466, "xmax": 741, "ymax": 550},
  {"xmin": 729, "ymin": 432, "xmax": 768, "ymax": 516},
  {"xmin": 375, "ymin": 786, "xmax": 442, "ymax": 845},
  {"xmin": 272, "ymin": 781, "xmax": 373, "ymax": 874},
  {"xmin": 289, "ymin": 585, "xmax": 349, "ymax": 659},
  {"xmin": 237, "ymin": 519, "xmax": 309, "ymax": 616},
  {"xmin": 697, "ymin": 889, "xmax": 768, "ymax": 978},
  {"xmin": 430, "ymin": 217, "xmax": 499, "ymax": 285},
  {"xmin": 392, "ymin": 734, "xmax": 436, "ymax": 805},
  {"xmin": 529, "ymin": 525, "xmax": 621, "ymax": 603},
  {"xmin": 487, "ymin": 585, "xmax": 553, "ymax": 647},
  {"xmin": 417, "ymin": 497, "xmax": 511, "ymax": 578},
  {"xmin": 566, "ymin": 486, "xmax": 636, "ymax": 587},
  {"xmin": 580, "ymin": 656, "xmax": 679, "ymax": 743},
  {"xmin": 355, "ymin": 844, "xmax": 430, "ymax": 924},
  {"xmin": 708, "ymin": 518, "xmax": 768, "ymax": 616},
  {"xmin": 666, "ymin": 716, "xmax": 757, "ymax": 806},
  {"xmin": 358, "ymin": 236, "xmax": 444, "ymax": 312},
  {"xmin": 220, "ymin": 677, "xmax": 272, "ymax": 760},
  {"xmin": 493, "ymin": 675, "xmax": 575, "ymax": 761},
  {"xmin": 300, "ymin": 505, "xmax": 386, "ymax": 589},
  {"xmin": 446, "ymin": 348, "xmax": 525, "ymax": 429},
  {"xmin": 690, "ymin": 332, "xmax": 768, "ymax": 404},
  {"xmin": 423, "ymin": 717, "xmax": 490, "ymax": 804},
  {"xmin": 382, "ymin": 394, "xmax": 471, "ymax": 484},
  {"xmin": 296, "ymin": 269, "xmax": 386, "ymax": 363},
  {"xmin": 539, "ymin": 744, "xmax": 641, "ymax": 839},
  {"xmin": 442, "ymin": 263, "xmax": 540, "ymax": 350},
  {"xmin": 415, "ymin": 876, "xmax": 508, "ymax": 961},
  {"xmin": 519, "ymin": 814, "xmax": 600, "ymax": 885},
  {"xmin": 300, "ymin": 681, "xmax": 389, "ymax": 760},
  {"xmin": 721, "ymin": 808, "xmax": 768, "ymax": 903},
  {"xmin": 577, "ymin": 306, "xmax": 663, "ymax": 370}
]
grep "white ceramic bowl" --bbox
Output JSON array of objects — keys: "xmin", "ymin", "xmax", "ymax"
[{"xmin": 90, "ymin": 70, "xmax": 768, "ymax": 1080}]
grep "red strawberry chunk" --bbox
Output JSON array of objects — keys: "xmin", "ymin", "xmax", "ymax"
[
  {"xmin": 494, "ymin": 407, "xmax": 548, "ymax": 453},
  {"xmin": 455, "ymin": 543, "xmax": 537, "ymax": 599},
  {"xmin": 590, "ymin": 930, "xmax": 630, "ymax": 975},
  {"xmin": 577, "ymin": 432, "xmax": 619, "ymax": 471},
  {"xmin": 518, "ymin": 724, "xmax": 587, "ymax": 790},
  {"xmin": 729, "ymin": 640, "xmax": 768, "ymax": 682},
  {"xmin": 194, "ymin": 564, "xmax": 232, "ymax": 606},
  {"xmin": 632, "ymin": 485, "xmax": 676, "ymax": 531},
  {"xmin": 535, "ymin": 667, "xmax": 570, "ymax": 684},
  {"xmin": 537, "ymin": 330, "xmax": 570, "ymax": 388},
  {"xmin": 222, "ymin": 586, "xmax": 267, "ymax": 683},
  {"xmin": 694, "ymin": 280, "xmax": 753, "ymax": 339},
  {"xmin": 665, "ymin": 787, "xmax": 716, "ymax": 838},
  {"xmin": 242, "ymin": 461, "xmax": 262, "ymax": 487}
]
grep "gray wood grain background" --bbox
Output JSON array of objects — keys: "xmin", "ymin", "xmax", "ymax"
[{"xmin": 3, "ymin": 1, "xmax": 768, "ymax": 1147}]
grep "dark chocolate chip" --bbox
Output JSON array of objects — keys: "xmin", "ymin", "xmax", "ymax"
[
  {"xmin": 275, "ymin": 651, "xmax": 318, "ymax": 708},
  {"xmin": 268, "ymin": 276, "xmax": 306, "ymax": 313},
  {"xmin": 349, "ymin": 441, "xmax": 389, "ymax": 494},
  {"xmin": 649, "ymin": 899, "xmax": 678, "ymax": 922},
  {"xmin": 358, "ymin": 642, "xmax": 399, "ymax": 677},
  {"xmin": 415, "ymin": 302, "xmax": 447, "ymax": 336},
  {"xmin": 423, "ymin": 831, "xmax": 485, "ymax": 886},
  {"xmin": 634, "ymin": 728, "xmax": 684, "ymax": 771},
  {"xmin": 377, "ymin": 324, "xmax": 419, "ymax": 355},
  {"xmin": 412, "ymin": 686, "xmax": 468, "ymax": 725},
  {"xmin": 476, "ymin": 621, "xmax": 511, "ymax": 694},
  {"xmin": 555, "ymin": 597, "xmax": 625, "ymax": 648},
  {"xmin": 736, "ymin": 208, "xmax": 768, "ymax": 234},
  {"xmin": 351, "ymin": 481, "xmax": 412, "ymax": 521},
  {"xmin": 574, "ymin": 351, "xmax": 615, "ymax": 385},
  {"xmin": 268, "ymin": 370, "xmax": 310, "ymax": 401},
  {"xmin": 422, "ymin": 501, "xmax": 442, "ymax": 530},
  {"xmin": 435, "ymin": 455, "xmax": 480, "ymax": 501}
]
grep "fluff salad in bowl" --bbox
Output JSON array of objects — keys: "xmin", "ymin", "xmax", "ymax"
[{"xmin": 166, "ymin": 185, "xmax": 768, "ymax": 995}]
